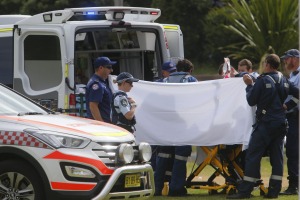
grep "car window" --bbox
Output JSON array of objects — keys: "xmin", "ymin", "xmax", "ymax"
[{"xmin": 0, "ymin": 85, "xmax": 48, "ymax": 115}]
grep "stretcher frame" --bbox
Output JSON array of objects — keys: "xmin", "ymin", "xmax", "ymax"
[{"xmin": 186, "ymin": 145, "xmax": 268, "ymax": 195}]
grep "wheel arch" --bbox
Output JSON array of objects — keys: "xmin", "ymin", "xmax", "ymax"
[{"xmin": 0, "ymin": 146, "xmax": 52, "ymax": 199}]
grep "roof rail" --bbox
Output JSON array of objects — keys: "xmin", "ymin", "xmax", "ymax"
[
  {"xmin": 0, "ymin": 15, "xmax": 31, "ymax": 25},
  {"xmin": 67, "ymin": 7, "xmax": 161, "ymax": 22},
  {"xmin": 16, "ymin": 7, "xmax": 161, "ymax": 25}
]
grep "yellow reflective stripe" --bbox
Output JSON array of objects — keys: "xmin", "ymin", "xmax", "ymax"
[
  {"xmin": 91, "ymin": 132, "xmax": 129, "ymax": 136},
  {"xmin": 65, "ymin": 63, "xmax": 69, "ymax": 77},
  {"xmin": 64, "ymin": 95, "xmax": 68, "ymax": 109},
  {"xmin": 0, "ymin": 28, "xmax": 13, "ymax": 32},
  {"xmin": 64, "ymin": 64, "xmax": 69, "ymax": 109},
  {"xmin": 163, "ymin": 25, "xmax": 178, "ymax": 30}
]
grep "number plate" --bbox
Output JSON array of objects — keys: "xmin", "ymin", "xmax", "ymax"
[{"xmin": 125, "ymin": 174, "xmax": 141, "ymax": 188}]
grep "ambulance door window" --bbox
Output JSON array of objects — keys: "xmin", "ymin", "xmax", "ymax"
[
  {"xmin": 0, "ymin": 36, "xmax": 13, "ymax": 88},
  {"xmin": 24, "ymin": 35, "xmax": 62, "ymax": 90}
]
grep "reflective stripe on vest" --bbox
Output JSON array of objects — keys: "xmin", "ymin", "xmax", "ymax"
[
  {"xmin": 243, "ymin": 176, "xmax": 259, "ymax": 183},
  {"xmin": 270, "ymin": 175, "xmax": 282, "ymax": 181},
  {"xmin": 165, "ymin": 171, "xmax": 172, "ymax": 176},
  {"xmin": 158, "ymin": 153, "xmax": 172, "ymax": 158},
  {"xmin": 174, "ymin": 154, "xmax": 189, "ymax": 161}
]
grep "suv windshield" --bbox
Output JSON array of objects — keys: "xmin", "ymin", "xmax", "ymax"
[{"xmin": 0, "ymin": 85, "xmax": 48, "ymax": 115}]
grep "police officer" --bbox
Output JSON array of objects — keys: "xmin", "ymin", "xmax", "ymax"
[
  {"xmin": 280, "ymin": 49, "xmax": 300, "ymax": 195},
  {"xmin": 112, "ymin": 72, "xmax": 139, "ymax": 133},
  {"xmin": 155, "ymin": 59, "xmax": 197, "ymax": 197},
  {"xmin": 227, "ymin": 54, "xmax": 299, "ymax": 199},
  {"xmin": 85, "ymin": 57, "xmax": 116, "ymax": 123}
]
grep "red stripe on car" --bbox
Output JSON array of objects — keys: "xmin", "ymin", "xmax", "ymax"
[
  {"xmin": 51, "ymin": 182, "xmax": 96, "ymax": 191},
  {"xmin": 44, "ymin": 151, "xmax": 114, "ymax": 175}
]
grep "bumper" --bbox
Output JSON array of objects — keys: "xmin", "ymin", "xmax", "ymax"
[{"xmin": 92, "ymin": 164, "xmax": 154, "ymax": 200}]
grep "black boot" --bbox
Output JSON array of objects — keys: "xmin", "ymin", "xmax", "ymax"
[
  {"xmin": 279, "ymin": 186, "xmax": 298, "ymax": 195},
  {"xmin": 226, "ymin": 193, "xmax": 251, "ymax": 199}
]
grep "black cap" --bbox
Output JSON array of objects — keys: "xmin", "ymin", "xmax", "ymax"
[
  {"xmin": 116, "ymin": 72, "xmax": 139, "ymax": 83},
  {"xmin": 94, "ymin": 57, "xmax": 117, "ymax": 68}
]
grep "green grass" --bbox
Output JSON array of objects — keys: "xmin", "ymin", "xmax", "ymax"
[{"xmin": 151, "ymin": 155, "xmax": 299, "ymax": 200}]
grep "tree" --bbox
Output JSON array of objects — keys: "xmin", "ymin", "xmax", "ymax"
[
  {"xmin": 219, "ymin": 0, "xmax": 298, "ymax": 71},
  {"xmin": 151, "ymin": 0, "xmax": 212, "ymax": 66}
]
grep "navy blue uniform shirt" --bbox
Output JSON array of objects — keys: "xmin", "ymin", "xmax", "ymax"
[
  {"xmin": 85, "ymin": 74, "xmax": 112, "ymax": 123},
  {"xmin": 245, "ymin": 72, "xmax": 299, "ymax": 123}
]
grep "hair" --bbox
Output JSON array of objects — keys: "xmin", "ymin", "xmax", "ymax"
[
  {"xmin": 176, "ymin": 59, "xmax": 194, "ymax": 72},
  {"xmin": 218, "ymin": 63, "xmax": 224, "ymax": 75},
  {"xmin": 265, "ymin": 54, "xmax": 280, "ymax": 69},
  {"xmin": 238, "ymin": 59, "xmax": 252, "ymax": 71}
]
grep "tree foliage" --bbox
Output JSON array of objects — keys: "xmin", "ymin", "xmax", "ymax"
[
  {"xmin": 151, "ymin": 0, "xmax": 212, "ymax": 65},
  {"xmin": 218, "ymin": 0, "xmax": 298, "ymax": 70},
  {"xmin": 0, "ymin": 0, "xmax": 298, "ymax": 73}
]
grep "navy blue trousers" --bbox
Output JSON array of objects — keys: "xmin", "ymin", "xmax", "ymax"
[
  {"xmin": 286, "ymin": 114, "xmax": 299, "ymax": 186},
  {"xmin": 238, "ymin": 121, "xmax": 286, "ymax": 196}
]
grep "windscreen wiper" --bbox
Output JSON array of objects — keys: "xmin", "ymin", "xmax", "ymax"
[{"xmin": 18, "ymin": 112, "xmax": 44, "ymax": 116}]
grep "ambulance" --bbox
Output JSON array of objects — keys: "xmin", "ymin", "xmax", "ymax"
[{"xmin": 0, "ymin": 6, "xmax": 184, "ymax": 115}]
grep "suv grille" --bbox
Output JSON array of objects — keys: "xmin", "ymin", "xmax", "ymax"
[{"xmin": 92, "ymin": 141, "xmax": 136, "ymax": 168}]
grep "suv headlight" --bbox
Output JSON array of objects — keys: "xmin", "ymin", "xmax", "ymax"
[
  {"xmin": 25, "ymin": 129, "xmax": 91, "ymax": 149},
  {"xmin": 139, "ymin": 142, "xmax": 152, "ymax": 162},
  {"xmin": 116, "ymin": 144, "xmax": 134, "ymax": 164}
]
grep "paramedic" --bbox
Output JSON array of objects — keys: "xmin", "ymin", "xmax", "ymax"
[
  {"xmin": 112, "ymin": 72, "xmax": 139, "ymax": 133},
  {"xmin": 155, "ymin": 59, "xmax": 197, "ymax": 197},
  {"xmin": 279, "ymin": 49, "xmax": 299, "ymax": 195},
  {"xmin": 227, "ymin": 54, "xmax": 299, "ymax": 199},
  {"xmin": 151, "ymin": 61, "xmax": 177, "ymax": 172},
  {"xmin": 86, "ymin": 57, "xmax": 116, "ymax": 123},
  {"xmin": 155, "ymin": 61, "xmax": 177, "ymax": 82}
]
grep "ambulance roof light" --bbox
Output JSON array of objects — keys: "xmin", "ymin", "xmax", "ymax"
[{"xmin": 16, "ymin": 7, "xmax": 161, "ymax": 25}]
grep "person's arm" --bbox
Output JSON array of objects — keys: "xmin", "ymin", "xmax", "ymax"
[
  {"xmin": 118, "ymin": 96, "xmax": 136, "ymax": 120},
  {"xmin": 124, "ymin": 106, "xmax": 136, "ymax": 120},
  {"xmin": 243, "ymin": 74, "xmax": 262, "ymax": 106},
  {"xmin": 89, "ymin": 102, "xmax": 104, "ymax": 121},
  {"xmin": 284, "ymin": 81, "xmax": 299, "ymax": 111}
]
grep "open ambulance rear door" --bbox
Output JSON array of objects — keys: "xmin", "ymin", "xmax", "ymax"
[{"xmin": 162, "ymin": 24, "xmax": 184, "ymax": 62}]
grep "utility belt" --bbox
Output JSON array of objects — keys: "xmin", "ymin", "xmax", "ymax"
[{"xmin": 286, "ymin": 109, "xmax": 299, "ymax": 119}]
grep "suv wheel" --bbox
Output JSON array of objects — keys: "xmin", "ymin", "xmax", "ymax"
[{"xmin": 0, "ymin": 160, "xmax": 45, "ymax": 200}]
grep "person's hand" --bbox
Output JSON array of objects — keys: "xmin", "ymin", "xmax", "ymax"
[
  {"xmin": 283, "ymin": 104, "xmax": 287, "ymax": 110},
  {"xmin": 128, "ymin": 97, "xmax": 137, "ymax": 108},
  {"xmin": 230, "ymin": 67, "xmax": 238, "ymax": 77},
  {"xmin": 243, "ymin": 74, "xmax": 253, "ymax": 85}
]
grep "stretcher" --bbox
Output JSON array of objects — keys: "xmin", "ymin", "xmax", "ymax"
[{"xmin": 186, "ymin": 145, "xmax": 268, "ymax": 195}]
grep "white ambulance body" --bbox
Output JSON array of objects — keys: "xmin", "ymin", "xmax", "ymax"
[{"xmin": 0, "ymin": 7, "xmax": 184, "ymax": 114}]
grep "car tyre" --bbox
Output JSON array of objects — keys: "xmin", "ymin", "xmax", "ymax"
[{"xmin": 0, "ymin": 159, "xmax": 45, "ymax": 200}]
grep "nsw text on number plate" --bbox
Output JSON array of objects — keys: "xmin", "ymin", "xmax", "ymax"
[{"xmin": 125, "ymin": 174, "xmax": 141, "ymax": 188}]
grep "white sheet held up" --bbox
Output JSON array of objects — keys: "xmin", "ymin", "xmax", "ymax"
[
  {"xmin": 110, "ymin": 77, "xmax": 253, "ymax": 146},
  {"xmin": 109, "ymin": 76, "xmax": 254, "ymax": 147}
]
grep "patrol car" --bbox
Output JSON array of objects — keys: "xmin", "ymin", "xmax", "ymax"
[
  {"xmin": 0, "ymin": 6, "xmax": 184, "ymax": 115},
  {"xmin": 0, "ymin": 83, "xmax": 153, "ymax": 200}
]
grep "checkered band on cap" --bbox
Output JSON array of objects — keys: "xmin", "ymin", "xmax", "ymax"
[{"xmin": 0, "ymin": 131, "xmax": 50, "ymax": 149}]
